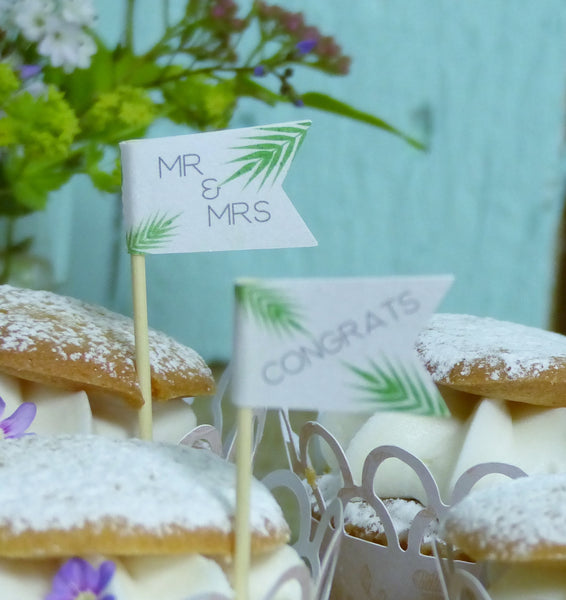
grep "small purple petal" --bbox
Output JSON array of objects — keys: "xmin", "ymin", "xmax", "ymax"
[
  {"xmin": 45, "ymin": 592, "xmax": 73, "ymax": 600},
  {"xmin": 47, "ymin": 558, "xmax": 117, "ymax": 600},
  {"xmin": 49, "ymin": 558, "xmax": 82, "ymax": 597},
  {"xmin": 293, "ymin": 98, "xmax": 304, "ymax": 107},
  {"xmin": 296, "ymin": 38, "xmax": 317, "ymax": 54},
  {"xmin": 0, "ymin": 402, "xmax": 36, "ymax": 439},
  {"xmin": 253, "ymin": 65, "xmax": 266, "ymax": 77},
  {"xmin": 64, "ymin": 557, "xmax": 85, "ymax": 588},
  {"xmin": 19, "ymin": 64, "xmax": 42, "ymax": 79},
  {"xmin": 48, "ymin": 572, "xmax": 72, "ymax": 593},
  {"xmin": 0, "ymin": 396, "xmax": 5, "ymax": 420},
  {"xmin": 78, "ymin": 558, "xmax": 99, "ymax": 590},
  {"xmin": 95, "ymin": 561, "xmax": 116, "ymax": 592}
]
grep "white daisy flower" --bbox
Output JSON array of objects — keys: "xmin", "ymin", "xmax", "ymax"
[
  {"xmin": 36, "ymin": 18, "xmax": 84, "ymax": 70},
  {"xmin": 0, "ymin": 0, "xmax": 15, "ymax": 24},
  {"xmin": 71, "ymin": 29, "xmax": 96, "ymax": 68},
  {"xmin": 60, "ymin": 0, "xmax": 96, "ymax": 27},
  {"xmin": 13, "ymin": 0, "xmax": 57, "ymax": 42}
]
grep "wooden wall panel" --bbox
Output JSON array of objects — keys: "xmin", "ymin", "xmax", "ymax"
[{"xmin": 60, "ymin": 1, "xmax": 566, "ymax": 361}]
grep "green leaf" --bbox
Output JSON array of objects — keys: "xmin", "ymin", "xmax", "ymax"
[
  {"xmin": 88, "ymin": 166, "xmax": 121, "ymax": 194},
  {"xmin": 233, "ymin": 76, "xmax": 282, "ymax": 106},
  {"xmin": 113, "ymin": 50, "xmax": 184, "ymax": 88},
  {"xmin": 233, "ymin": 76, "xmax": 424, "ymax": 151},
  {"xmin": 223, "ymin": 122, "xmax": 310, "ymax": 189},
  {"xmin": 301, "ymin": 92, "xmax": 426, "ymax": 150},
  {"xmin": 126, "ymin": 212, "xmax": 180, "ymax": 254},
  {"xmin": 344, "ymin": 356, "xmax": 449, "ymax": 416},
  {"xmin": 83, "ymin": 144, "xmax": 121, "ymax": 193},
  {"xmin": 235, "ymin": 282, "xmax": 306, "ymax": 337},
  {"xmin": 3, "ymin": 155, "xmax": 72, "ymax": 213}
]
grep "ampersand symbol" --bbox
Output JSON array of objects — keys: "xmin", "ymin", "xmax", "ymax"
[{"xmin": 202, "ymin": 178, "xmax": 220, "ymax": 200}]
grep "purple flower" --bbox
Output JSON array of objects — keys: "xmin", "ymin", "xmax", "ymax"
[
  {"xmin": 0, "ymin": 397, "xmax": 36, "ymax": 439},
  {"xmin": 210, "ymin": 0, "xmax": 237, "ymax": 19},
  {"xmin": 46, "ymin": 558, "xmax": 116, "ymax": 600},
  {"xmin": 19, "ymin": 64, "xmax": 42, "ymax": 79},
  {"xmin": 283, "ymin": 11, "xmax": 304, "ymax": 32},
  {"xmin": 253, "ymin": 65, "xmax": 266, "ymax": 77},
  {"xmin": 212, "ymin": 5, "xmax": 226, "ymax": 17},
  {"xmin": 293, "ymin": 98, "xmax": 304, "ymax": 107},
  {"xmin": 296, "ymin": 38, "xmax": 317, "ymax": 55}
]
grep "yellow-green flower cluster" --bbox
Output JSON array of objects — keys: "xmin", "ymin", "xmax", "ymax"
[
  {"xmin": 0, "ymin": 68, "xmax": 79, "ymax": 159},
  {"xmin": 0, "ymin": 64, "xmax": 19, "ymax": 106},
  {"xmin": 162, "ymin": 75, "xmax": 236, "ymax": 130},
  {"xmin": 81, "ymin": 86, "xmax": 156, "ymax": 143}
]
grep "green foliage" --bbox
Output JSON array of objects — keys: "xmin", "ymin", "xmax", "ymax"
[
  {"xmin": 0, "ymin": 0, "xmax": 423, "ymax": 220},
  {"xmin": 81, "ymin": 85, "xmax": 156, "ymax": 144},
  {"xmin": 84, "ymin": 145, "xmax": 121, "ymax": 194},
  {"xmin": 345, "ymin": 357, "xmax": 450, "ymax": 416},
  {"xmin": 301, "ymin": 93, "xmax": 426, "ymax": 150},
  {"xmin": 0, "ymin": 85, "xmax": 79, "ymax": 158},
  {"xmin": 1, "ymin": 154, "xmax": 73, "ymax": 215},
  {"xmin": 162, "ymin": 76, "xmax": 237, "ymax": 130},
  {"xmin": 0, "ymin": 64, "xmax": 19, "ymax": 105},
  {"xmin": 235, "ymin": 281, "xmax": 306, "ymax": 337}
]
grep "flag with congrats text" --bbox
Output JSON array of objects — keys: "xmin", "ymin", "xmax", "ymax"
[
  {"xmin": 231, "ymin": 276, "xmax": 454, "ymax": 415},
  {"xmin": 120, "ymin": 121, "xmax": 317, "ymax": 254}
]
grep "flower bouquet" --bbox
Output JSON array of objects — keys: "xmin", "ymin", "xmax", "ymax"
[{"xmin": 0, "ymin": 0, "xmax": 421, "ymax": 284}]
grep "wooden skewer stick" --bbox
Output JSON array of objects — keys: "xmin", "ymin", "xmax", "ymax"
[
  {"xmin": 234, "ymin": 405, "xmax": 254, "ymax": 600},
  {"xmin": 131, "ymin": 253, "xmax": 153, "ymax": 440}
]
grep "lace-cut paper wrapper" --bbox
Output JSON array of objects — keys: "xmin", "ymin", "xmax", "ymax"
[
  {"xmin": 277, "ymin": 411, "xmax": 526, "ymax": 600},
  {"xmin": 178, "ymin": 376, "xmax": 343, "ymax": 600}
]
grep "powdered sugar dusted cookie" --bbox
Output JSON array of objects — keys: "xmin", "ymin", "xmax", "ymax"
[
  {"xmin": 0, "ymin": 435, "xmax": 289, "ymax": 558},
  {"xmin": 416, "ymin": 314, "xmax": 566, "ymax": 406},
  {"xmin": 0, "ymin": 285, "xmax": 215, "ymax": 408},
  {"xmin": 442, "ymin": 472, "xmax": 566, "ymax": 562}
]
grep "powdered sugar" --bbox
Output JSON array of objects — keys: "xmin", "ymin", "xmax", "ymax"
[
  {"xmin": 442, "ymin": 473, "xmax": 566, "ymax": 560},
  {"xmin": 0, "ymin": 435, "xmax": 287, "ymax": 539},
  {"xmin": 345, "ymin": 498, "xmax": 436, "ymax": 541},
  {"xmin": 0, "ymin": 284, "xmax": 210, "ymax": 382},
  {"xmin": 415, "ymin": 314, "xmax": 566, "ymax": 382}
]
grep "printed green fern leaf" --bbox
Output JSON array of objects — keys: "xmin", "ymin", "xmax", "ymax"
[
  {"xmin": 227, "ymin": 144, "xmax": 285, "ymax": 187},
  {"xmin": 126, "ymin": 212, "xmax": 180, "ymax": 254},
  {"xmin": 345, "ymin": 356, "xmax": 450, "ymax": 417},
  {"xmin": 235, "ymin": 281, "xmax": 306, "ymax": 337},
  {"xmin": 223, "ymin": 122, "xmax": 310, "ymax": 189}
]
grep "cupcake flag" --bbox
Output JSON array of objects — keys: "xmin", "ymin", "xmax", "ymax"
[
  {"xmin": 120, "ymin": 121, "xmax": 316, "ymax": 254},
  {"xmin": 230, "ymin": 275, "xmax": 452, "ymax": 599},
  {"xmin": 231, "ymin": 275, "xmax": 454, "ymax": 414},
  {"xmin": 120, "ymin": 121, "xmax": 316, "ymax": 441},
  {"xmin": 120, "ymin": 122, "xmax": 316, "ymax": 600}
]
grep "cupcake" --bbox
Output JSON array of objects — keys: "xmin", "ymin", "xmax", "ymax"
[
  {"xmin": 0, "ymin": 284, "xmax": 215, "ymax": 442},
  {"xmin": 311, "ymin": 313, "xmax": 566, "ymax": 599},
  {"xmin": 320, "ymin": 314, "xmax": 566, "ymax": 500},
  {"xmin": 0, "ymin": 434, "xmax": 310, "ymax": 599},
  {"xmin": 441, "ymin": 472, "xmax": 566, "ymax": 599}
]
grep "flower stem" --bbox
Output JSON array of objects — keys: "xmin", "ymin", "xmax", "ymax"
[
  {"xmin": 163, "ymin": 0, "xmax": 170, "ymax": 28},
  {"xmin": 125, "ymin": 0, "xmax": 136, "ymax": 50},
  {"xmin": 0, "ymin": 217, "xmax": 15, "ymax": 284}
]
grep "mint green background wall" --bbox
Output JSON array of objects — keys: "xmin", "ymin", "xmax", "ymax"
[{"xmin": 53, "ymin": 1, "xmax": 566, "ymax": 361}]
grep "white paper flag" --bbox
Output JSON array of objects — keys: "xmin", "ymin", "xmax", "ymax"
[
  {"xmin": 232, "ymin": 276, "xmax": 453, "ymax": 414},
  {"xmin": 120, "ymin": 121, "xmax": 316, "ymax": 254}
]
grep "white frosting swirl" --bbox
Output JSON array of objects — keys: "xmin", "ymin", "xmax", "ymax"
[
  {"xmin": 0, "ymin": 547, "xmax": 307, "ymax": 599},
  {"xmin": 0, "ymin": 372, "xmax": 197, "ymax": 443}
]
